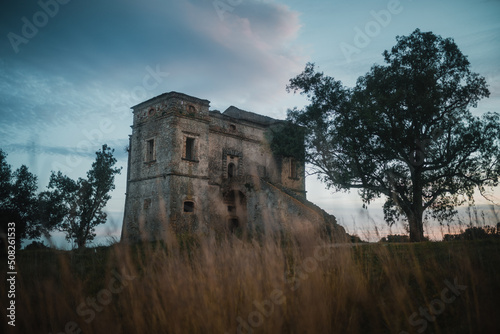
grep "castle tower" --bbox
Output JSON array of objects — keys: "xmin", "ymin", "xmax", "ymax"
[
  {"xmin": 121, "ymin": 92, "xmax": 211, "ymax": 241},
  {"xmin": 121, "ymin": 91, "xmax": 346, "ymax": 243}
]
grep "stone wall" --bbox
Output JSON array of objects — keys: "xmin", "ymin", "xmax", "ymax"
[{"xmin": 121, "ymin": 92, "xmax": 347, "ymax": 243}]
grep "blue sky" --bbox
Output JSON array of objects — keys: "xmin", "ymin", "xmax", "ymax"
[{"xmin": 1, "ymin": 0, "xmax": 499, "ymax": 245}]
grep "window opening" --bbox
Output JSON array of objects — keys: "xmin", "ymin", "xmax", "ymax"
[
  {"xmin": 185, "ymin": 137, "xmax": 195, "ymax": 160},
  {"xmin": 146, "ymin": 139, "xmax": 155, "ymax": 162},
  {"xmin": 290, "ymin": 158, "xmax": 297, "ymax": 179},
  {"xmin": 228, "ymin": 162, "xmax": 235, "ymax": 178},
  {"xmin": 183, "ymin": 201, "xmax": 195, "ymax": 213},
  {"xmin": 229, "ymin": 218, "xmax": 239, "ymax": 233}
]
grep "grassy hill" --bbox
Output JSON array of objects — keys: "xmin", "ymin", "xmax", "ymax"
[{"xmin": 1, "ymin": 232, "xmax": 500, "ymax": 333}]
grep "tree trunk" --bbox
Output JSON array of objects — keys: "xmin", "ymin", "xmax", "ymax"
[
  {"xmin": 409, "ymin": 169, "xmax": 425, "ymax": 242},
  {"xmin": 77, "ymin": 237, "xmax": 86, "ymax": 249},
  {"xmin": 408, "ymin": 213, "xmax": 425, "ymax": 242}
]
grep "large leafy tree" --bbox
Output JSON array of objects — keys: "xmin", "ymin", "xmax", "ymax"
[
  {"xmin": 46, "ymin": 145, "xmax": 121, "ymax": 249},
  {"xmin": 0, "ymin": 150, "xmax": 42, "ymax": 248},
  {"xmin": 286, "ymin": 29, "xmax": 499, "ymax": 241}
]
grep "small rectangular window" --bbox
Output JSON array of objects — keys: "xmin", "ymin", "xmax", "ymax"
[
  {"xmin": 184, "ymin": 201, "xmax": 195, "ymax": 213},
  {"xmin": 185, "ymin": 137, "xmax": 195, "ymax": 160},
  {"xmin": 146, "ymin": 139, "xmax": 155, "ymax": 162}
]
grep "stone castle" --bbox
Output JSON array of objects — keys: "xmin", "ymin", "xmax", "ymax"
[{"xmin": 120, "ymin": 92, "xmax": 346, "ymax": 242}]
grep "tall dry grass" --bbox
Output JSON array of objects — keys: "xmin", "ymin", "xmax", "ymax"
[{"xmin": 1, "ymin": 226, "xmax": 500, "ymax": 334}]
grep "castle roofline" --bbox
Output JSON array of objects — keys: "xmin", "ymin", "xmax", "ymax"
[
  {"xmin": 222, "ymin": 106, "xmax": 279, "ymax": 126},
  {"xmin": 131, "ymin": 91, "xmax": 210, "ymax": 110}
]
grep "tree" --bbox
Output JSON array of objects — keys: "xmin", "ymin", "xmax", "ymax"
[
  {"xmin": 269, "ymin": 121, "xmax": 306, "ymax": 162},
  {"xmin": 46, "ymin": 145, "xmax": 121, "ymax": 249},
  {"xmin": 286, "ymin": 29, "xmax": 500, "ymax": 241},
  {"xmin": 0, "ymin": 150, "xmax": 11, "ymax": 206},
  {"xmin": 0, "ymin": 150, "xmax": 41, "ymax": 248}
]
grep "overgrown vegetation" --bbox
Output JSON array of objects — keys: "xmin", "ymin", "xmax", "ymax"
[
  {"xmin": 1, "ymin": 228, "xmax": 499, "ymax": 333},
  {"xmin": 269, "ymin": 121, "xmax": 306, "ymax": 161}
]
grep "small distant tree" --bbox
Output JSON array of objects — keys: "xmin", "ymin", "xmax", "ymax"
[
  {"xmin": 46, "ymin": 145, "xmax": 121, "ymax": 249},
  {"xmin": 380, "ymin": 234, "xmax": 411, "ymax": 243},
  {"xmin": 444, "ymin": 225, "xmax": 499, "ymax": 241}
]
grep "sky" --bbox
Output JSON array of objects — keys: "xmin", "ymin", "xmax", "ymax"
[{"xmin": 1, "ymin": 0, "xmax": 499, "ymax": 246}]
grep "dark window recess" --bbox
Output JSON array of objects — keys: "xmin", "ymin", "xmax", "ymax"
[
  {"xmin": 146, "ymin": 139, "xmax": 155, "ymax": 161},
  {"xmin": 228, "ymin": 162, "xmax": 235, "ymax": 178},
  {"xmin": 185, "ymin": 137, "xmax": 195, "ymax": 160},
  {"xmin": 183, "ymin": 201, "xmax": 195, "ymax": 213},
  {"xmin": 227, "ymin": 205, "xmax": 235, "ymax": 213},
  {"xmin": 224, "ymin": 190, "xmax": 235, "ymax": 204},
  {"xmin": 229, "ymin": 218, "xmax": 239, "ymax": 233},
  {"xmin": 290, "ymin": 158, "xmax": 297, "ymax": 179}
]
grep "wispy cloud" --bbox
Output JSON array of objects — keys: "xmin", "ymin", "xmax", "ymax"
[{"xmin": 3, "ymin": 140, "xmax": 129, "ymax": 159}]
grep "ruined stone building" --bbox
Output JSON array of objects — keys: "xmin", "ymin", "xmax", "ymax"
[{"xmin": 121, "ymin": 92, "xmax": 346, "ymax": 242}]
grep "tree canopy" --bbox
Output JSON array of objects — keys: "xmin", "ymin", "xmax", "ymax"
[
  {"xmin": 286, "ymin": 29, "xmax": 500, "ymax": 241},
  {"xmin": 45, "ymin": 144, "xmax": 122, "ymax": 249},
  {"xmin": 1, "ymin": 145, "xmax": 122, "ymax": 249}
]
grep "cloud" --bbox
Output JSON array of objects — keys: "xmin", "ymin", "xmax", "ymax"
[
  {"xmin": 0, "ymin": 0, "xmax": 305, "ymax": 141},
  {"xmin": 0, "ymin": 65, "xmax": 129, "ymax": 147},
  {"xmin": 3, "ymin": 139, "xmax": 129, "ymax": 160},
  {"xmin": 177, "ymin": 0, "xmax": 305, "ymax": 111}
]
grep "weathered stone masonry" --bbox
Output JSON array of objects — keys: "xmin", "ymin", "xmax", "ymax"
[{"xmin": 121, "ymin": 91, "xmax": 346, "ymax": 242}]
